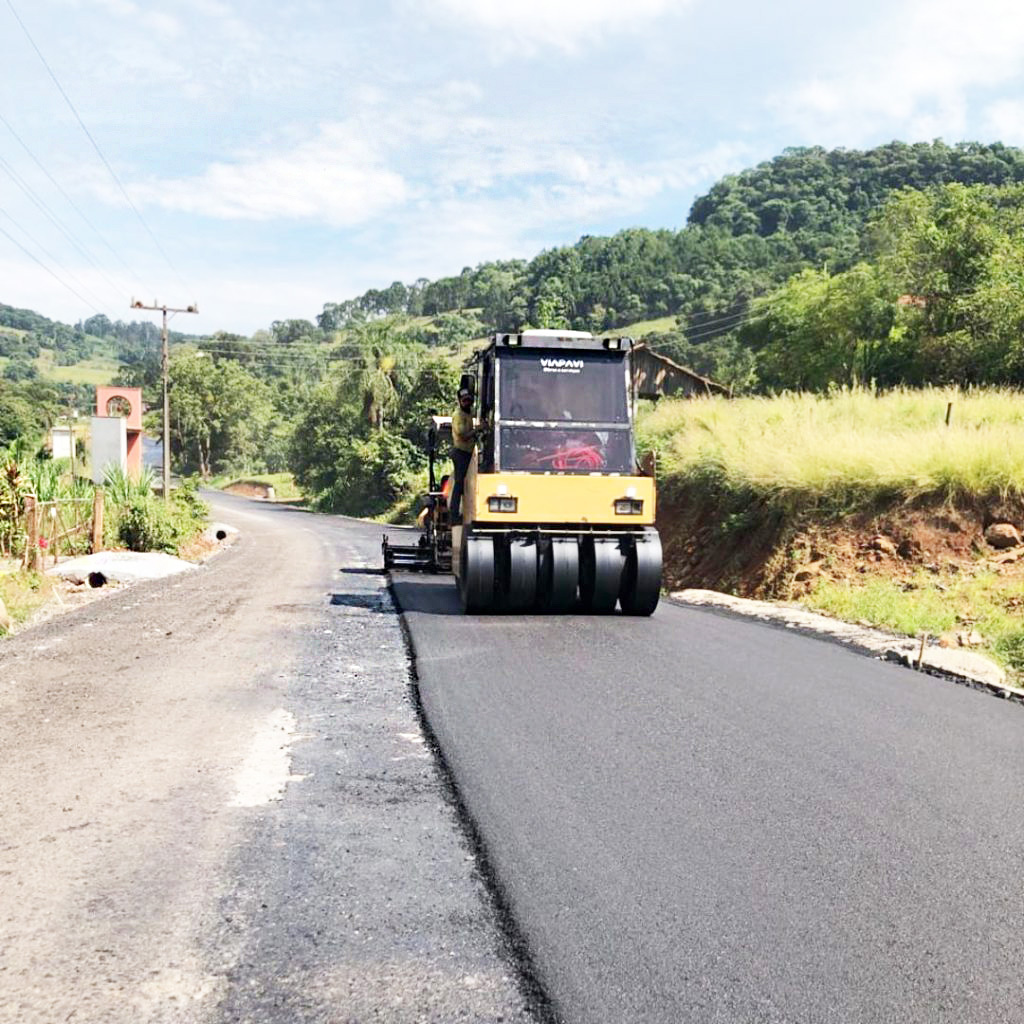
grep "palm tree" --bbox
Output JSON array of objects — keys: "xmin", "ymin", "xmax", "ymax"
[{"xmin": 347, "ymin": 320, "xmax": 417, "ymax": 431}]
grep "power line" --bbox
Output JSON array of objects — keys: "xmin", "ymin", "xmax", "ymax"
[
  {"xmin": 0, "ymin": 110, "xmax": 149, "ymax": 291},
  {"xmin": 0, "ymin": 152, "xmax": 126, "ymax": 305},
  {"xmin": 0, "ymin": 218, "xmax": 103, "ymax": 313},
  {"xmin": 0, "ymin": 205, "xmax": 111, "ymax": 314},
  {"xmin": 5, "ymin": 0, "xmax": 191, "ymax": 295}
]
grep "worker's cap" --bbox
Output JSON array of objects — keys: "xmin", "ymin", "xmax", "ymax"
[{"xmin": 458, "ymin": 388, "xmax": 472, "ymax": 399}]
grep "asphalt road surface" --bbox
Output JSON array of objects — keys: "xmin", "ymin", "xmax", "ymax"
[
  {"xmin": 392, "ymin": 569, "xmax": 1024, "ymax": 1023},
  {"xmin": 6, "ymin": 496, "xmax": 1024, "ymax": 1024},
  {"xmin": 0, "ymin": 493, "xmax": 536, "ymax": 1024}
]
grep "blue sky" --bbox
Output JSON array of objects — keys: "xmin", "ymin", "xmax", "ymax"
[{"xmin": 2, "ymin": 0, "xmax": 1024, "ymax": 335}]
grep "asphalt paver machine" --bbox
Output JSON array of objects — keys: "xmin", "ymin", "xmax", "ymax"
[{"xmin": 382, "ymin": 416, "xmax": 454, "ymax": 573}]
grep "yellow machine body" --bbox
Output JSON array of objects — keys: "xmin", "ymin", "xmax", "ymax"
[{"xmin": 466, "ymin": 462, "xmax": 655, "ymax": 526}]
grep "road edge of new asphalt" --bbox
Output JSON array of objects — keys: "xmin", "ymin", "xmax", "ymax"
[
  {"xmin": 389, "ymin": 580, "xmax": 563, "ymax": 1024},
  {"xmin": 668, "ymin": 588, "xmax": 1024, "ymax": 706}
]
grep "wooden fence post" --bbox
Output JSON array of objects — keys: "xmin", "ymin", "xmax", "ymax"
[
  {"xmin": 24, "ymin": 495, "xmax": 41, "ymax": 572},
  {"xmin": 92, "ymin": 488, "xmax": 104, "ymax": 554}
]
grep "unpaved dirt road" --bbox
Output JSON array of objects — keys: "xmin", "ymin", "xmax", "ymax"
[{"xmin": 0, "ymin": 493, "xmax": 536, "ymax": 1024}]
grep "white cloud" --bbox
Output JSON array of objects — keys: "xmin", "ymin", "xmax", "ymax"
[
  {"xmin": 378, "ymin": 141, "xmax": 750, "ymax": 278},
  {"xmin": 984, "ymin": 99, "xmax": 1024, "ymax": 141},
  {"xmin": 92, "ymin": 0, "xmax": 183, "ymax": 37},
  {"xmin": 772, "ymin": 0, "xmax": 1024, "ymax": 145},
  {"xmin": 120, "ymin": 77, "xmax": 741, "ymax": 241},
  {"xmin": 129, "ymin": 123, "xmax": 409, "ymax": 226},
  {"xmin": 422, "ymin": 0, "xmax": 685, "ymax": 54}
]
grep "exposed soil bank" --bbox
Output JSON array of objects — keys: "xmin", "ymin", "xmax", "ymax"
[
  {"xmin": 661, "ymin": 487, "xmax": 1023, "ymax": 596},
  {"xmin": 657, "ymin": 486, "xmax": 1024, "ymax": 675}
]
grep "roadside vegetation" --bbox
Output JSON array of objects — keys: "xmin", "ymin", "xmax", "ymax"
[
  {"xmin": 641, "ymin": 388, "xmax": 1024, "ymax": 513},
  {"xmin": 0, "ymin": 450, "xmax": 208, "ymax": 633},
  {"xmin": 807, "ymin": 573, "xmax": 1024, "ymax": 672},
  {"xmin": 0, "ymin": 569, "xmax": 55, "ymax": 629},
  {"xmin": 102, "ymin": 468, "xmax": 209, "ymax": 555},
  {"xmin": 641, "ymin": 388, "xmax": 1024, "ymax": 673}
]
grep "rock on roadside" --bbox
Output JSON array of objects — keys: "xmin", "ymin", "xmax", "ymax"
[{"xmin": 984, "ymin": 523, "xmax": 1022, "ymax": 549}]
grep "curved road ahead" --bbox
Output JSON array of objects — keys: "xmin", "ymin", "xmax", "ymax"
[{"xmin": 392, "ymin": 559, "xmax": 1024, "ymax": 1022}]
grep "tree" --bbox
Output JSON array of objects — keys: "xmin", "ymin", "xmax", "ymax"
[
  {"xmin": 271, "ymin": 319, "xmax": 319, "ymax": 346},
  {"xmin": 168, "ymin": 351, "xmax": 273, "ymax": 476},
  {"xmin": 3, "ymin": 357, "xmax": 38, "ymax": 382},
  {"xmin": 0, "ymin": 380, "xmax": 59, "ymax": 446},
  {"xmin": 346, "ymin": 319, "xmax": 420, "ymax": 431}
]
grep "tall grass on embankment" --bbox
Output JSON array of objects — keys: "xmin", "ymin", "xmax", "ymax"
[
  {"xmin": 639, "ymin": 387, "xmax": 1024, "ymax": 513},
  {"xmin": 639, "ymin": 387, "xmax": 1024, "ymax": 672}
]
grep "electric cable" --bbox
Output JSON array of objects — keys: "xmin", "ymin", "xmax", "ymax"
[
  {"xmin": 0, "ymin": 218, "xmax": 104, "ymax": 313},
  {"xmin": 0, "ymin": 205, "xmax": 113, "ymax": 315},
  {"xmin": 0, "ymin": 110, "xmax": 149, "ymax": 291},
  {"xmin": 4, "ymin": 0, "xmax": 192, "ymax": 295},
  {"xmin": 0, "ymin": 152, "xmax": 126, "ymax": 305}
]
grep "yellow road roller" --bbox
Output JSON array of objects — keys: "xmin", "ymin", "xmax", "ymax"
[{"xmin": 451, "ymin": 329, "xmax": 661, "ymax": 615}]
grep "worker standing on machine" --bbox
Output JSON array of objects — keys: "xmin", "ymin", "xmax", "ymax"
[{"xmin": 450, "ymin": 387, "xmax": 476, "ymax": 524}]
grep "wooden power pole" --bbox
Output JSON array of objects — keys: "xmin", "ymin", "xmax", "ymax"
[{"xmin": 131, "ymin": 299, "xmax": 198, "ymax": 500}]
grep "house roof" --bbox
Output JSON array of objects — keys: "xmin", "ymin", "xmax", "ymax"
[{"xmin": 632, "ymin": 343, "xmax": 729, "ymax": 397}]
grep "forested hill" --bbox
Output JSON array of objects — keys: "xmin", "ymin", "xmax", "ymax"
[
  {"xmin": 318, "ymin": 141, "xmax": 1024, "ymax": 342},
  {"xmin": 688, "ymin": 140, "xmax": 1024, "ymax": 257}
]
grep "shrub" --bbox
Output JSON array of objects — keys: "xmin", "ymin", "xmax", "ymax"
[
  {"xmin": 107, "ymin": 478, "xmax": 209, "ymax": 554},
  {"xmin": 994, "ymin": 631, "xmax": 1024, "ymax": 672},
  {"xmin": 115, "ymin": 496, "xmax": 181, "ymax": 553}
]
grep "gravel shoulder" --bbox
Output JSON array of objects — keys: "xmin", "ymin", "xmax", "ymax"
[{"xmin": 0, "ymin": 493, "xmax": 536, "ymax": 1024}]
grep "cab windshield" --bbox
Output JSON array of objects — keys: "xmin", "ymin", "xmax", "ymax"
[
  {"xmin": 496, "ymin": 348, "xmax": 633, "ymax": 473},
  {"xmin": 497, "ymin": 349, "xmax": 629, "ymax": 424}
]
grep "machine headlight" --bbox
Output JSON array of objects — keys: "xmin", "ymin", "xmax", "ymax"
[
  {"xmin": 488, "ymin": 496, "xmax": 518, "ymax": 513},
  {"xmin": 614, "ymin": 498, "xmax": 644, "ymax": 515}
]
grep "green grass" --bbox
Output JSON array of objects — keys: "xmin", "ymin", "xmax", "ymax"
[
  {"xmin": 806, "ymin": 571, "xmax": 1024, "ymax": 672},
  {"xmin": 374, "ymin": 468, "xmax": 429, "ymax": 525},
  {"xmin": 640, "ymin": 386, "xmax": 1024, "ymax": 512},
  {"xmin": 0, "ymin": 569, "xmax": 56, "ymax": 633},
  {"xmin": 617, "ymin": 314, "xmax": 679, "ymax": 338},
  {"xmin": 35, "ymin": 349, "xmax": 120, "ymax": 386}
]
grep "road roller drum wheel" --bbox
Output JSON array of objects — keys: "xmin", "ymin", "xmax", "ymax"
[
  {"xmin": 579, "ymin": 537, "xmax": 626, "ymax": 613},
  {"xmin": 620, "ymin": 528, "xmax": 662, "ymax": 616},
  {"xmin": 459, "ymin": 533, "xmax": 495, "ymax": 613},
  {"xmin": 537, "ymin": 536, "xmax": 578, "ymax": 612},
  {"xmin": 502, "ymin": 537, "xmax": 537, "ymax": 612}
]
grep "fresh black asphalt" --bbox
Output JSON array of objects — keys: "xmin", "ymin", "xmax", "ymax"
[
  {"xmin": 391, "ymin": 566, "xmax": 1024, "ymax": 1023},
  {"xmin": 9, "ymin": 494, "xmax": 1024, "ymax": 1024}
]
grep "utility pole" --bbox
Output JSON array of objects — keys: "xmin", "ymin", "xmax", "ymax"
[{"xmin": 131, "ymin": 299, "xmax": 198, "ymax": 501}]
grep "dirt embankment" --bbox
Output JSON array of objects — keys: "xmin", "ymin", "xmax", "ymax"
[
  {"xmin": 223, "ymin": 480, "xmax": 275, "ymax": 500},
  {"xmin": 658, "ymin": 490, "xmax": 1024, "ymax": 602}
]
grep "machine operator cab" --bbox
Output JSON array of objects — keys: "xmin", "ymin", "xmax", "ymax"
[{"xmin": 454, "ymin": 329, "xmax": 661, "ymax": 615}]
